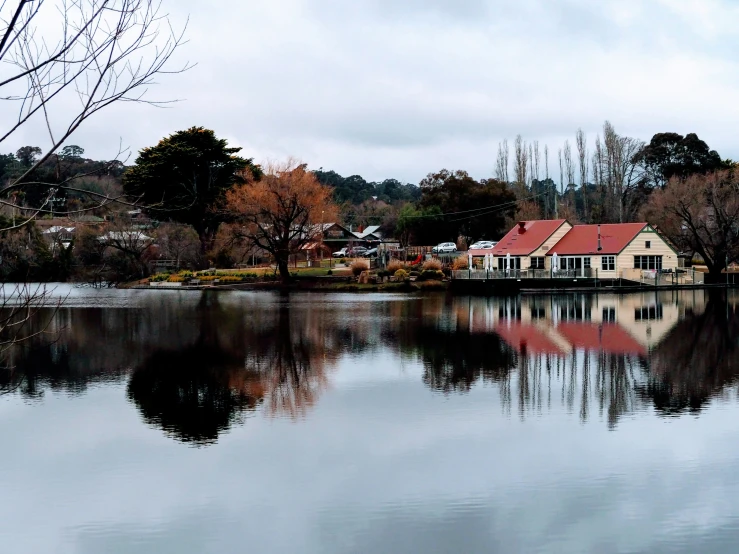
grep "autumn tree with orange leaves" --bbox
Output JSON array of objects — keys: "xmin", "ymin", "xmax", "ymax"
[{"xmin": 221, "ymin": 160, "xmax": 339, "ymax": 283}]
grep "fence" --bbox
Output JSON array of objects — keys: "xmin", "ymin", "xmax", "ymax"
[{"xmin": 452, "ymin": 267, "xmax": 709, "ymax": 285}]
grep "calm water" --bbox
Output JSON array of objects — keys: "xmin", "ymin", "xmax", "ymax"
[{"xmin": 2, "ymin": 286, "xmax": 739, "ymax": 553}]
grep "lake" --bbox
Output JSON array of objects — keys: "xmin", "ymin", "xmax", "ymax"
[{"xmin": 2, "ymin": 286, "xmax": 739, "ymax": 553}]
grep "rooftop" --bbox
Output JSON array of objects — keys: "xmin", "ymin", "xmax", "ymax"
[
  {"xmin": 491, "ymin": 219, "xmax": 568, "ymax": 257},
  {"xmin": 547, "ymin": 223, "xmax": 647, "ymax": 256}
]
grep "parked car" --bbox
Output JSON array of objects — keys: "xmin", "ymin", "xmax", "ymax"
[
  {"xmin": 364, "ymin": 247, "xmax": 378, "ymax": 258},
  {"xmin": 469, "ymin": 241, "xmax": 495, "ymax": 250},
  {"xmin": 332, "ymin": 247, "xmax": 348, "ymax": 258},
  {"xmin": 347, "ymin": 246, "xmax": 368, "ymax": 257},
  {"xmin": 432, "ymin": 242, "xmax": 457, "ymax": 254}
]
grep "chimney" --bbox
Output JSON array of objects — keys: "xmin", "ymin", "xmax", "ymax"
[
  {"xmin": 597, "ymin": 225, "xmax": 602, "ymax": 251},
  {"xmin": 518, "ymin": 222, "xmax": 526, "ymax": 234}
]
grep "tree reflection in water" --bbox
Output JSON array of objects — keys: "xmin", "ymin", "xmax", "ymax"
[
  {"xmin": 126, "ymin": 344, "xmax": 264, "ymax": 445},
  {"xmin": 6, "ymin": 290, "xmax": 739, "ymax": 441},
  {"xmin": 640, "ymin": 291, "xmax": 739, "ymax": 415}
]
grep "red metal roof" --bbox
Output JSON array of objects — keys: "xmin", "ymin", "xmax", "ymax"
[
  {"xmin": 555, "ymin": 322, "xmax": 647, "ymax": 355},
  {"xmin": 547, "ymin": 223, "xmax": 647, "ymax": 255},
  {"xmin": 494, "ymin": 322, "xmax": 565, "ymax": 355},
  {"xmin": 491, "ymin": 219, "xmax": 568, "ymax": 257}
]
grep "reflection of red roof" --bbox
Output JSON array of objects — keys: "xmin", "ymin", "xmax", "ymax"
[
  {"xmin": 492, "ymin": 220, "xmax": 568, "ymax": 256},
  {"xmin": 556, "ymin": 322, "xmax": 646, "ymax": 355},
  {"xmin": 547, "ymin": 223, "xmax": 647, "ymax": 255},
  {"xmin": 494, "ymin": 322, "xmax": 564, "ymax": 355}
]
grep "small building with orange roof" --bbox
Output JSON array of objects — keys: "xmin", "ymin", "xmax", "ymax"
[
  {"xmin": 546, "ymin": 223, "xmax": 678, "ymax": 278},
  {"xmin": 491, "ymin": 219, "xmax": 571, "ymax": 271}
]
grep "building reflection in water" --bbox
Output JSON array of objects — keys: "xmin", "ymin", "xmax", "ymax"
[{"xmin": 3, "ymin": 289, "xmax": 739, "ymax": 443}]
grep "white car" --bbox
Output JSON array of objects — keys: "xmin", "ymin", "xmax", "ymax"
[
  {"xmin": 332, "ymin": 247, "xmax": 348, "ymax": 258},
  {"xmin": 469, "ymin": 241, "xmax": 495, "ymax": 250},
  {"xmin": 432, "ymin": 242, "xmax": 457, "ymax": 254}
]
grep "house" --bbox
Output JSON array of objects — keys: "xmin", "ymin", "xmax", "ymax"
[
  {"xmin": 353, "ymin": 225, "xmax": 382, "ymax": 241},
  {"xmin": 491, "ymin": 219, "xmax": 571, "ymax": 271},
  {"xmin": 546, "ymin": 223, "xmax": 678, "ymax": 278}
]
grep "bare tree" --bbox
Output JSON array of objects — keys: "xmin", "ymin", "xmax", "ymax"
[
  {"xmin": 0, "ymin": 0, "xmax": 190, "ymax": 231},
  {"xmin": 494, "ymin": 139, "xmax": 509, "ymax": 183},
  {"xmin": 563, "ymin": 140, "xmax": 575, "ymax": 209},
  {"xmin": 558, "ymin": 147, "xmax": 564, "ymax": 218},
  {"xmin": 1, "ymin": 282, "xmax": 62, "ymax": 380},
  {"xmin": 513, "ymin": 135, "xmax": 527, "ymax": 196},
  {"xmin": 602, "ymin": 121, "xmax": 644, "ymax": 222},
  {"xmin": 576, "ymin": 128, "xmax": 588, "ymax": 221}
]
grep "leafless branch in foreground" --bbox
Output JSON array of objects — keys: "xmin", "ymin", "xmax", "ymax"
[{"xmin": 0, "ymin": 0, "xmax": 191, "ymax": 230}]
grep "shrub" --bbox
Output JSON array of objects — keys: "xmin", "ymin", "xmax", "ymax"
[
  {"xmin": 409, "ymin": 270, "xmax": 420, "ymax": 278},
  {"xmin": 394, "ymin": 269, "xmax": 409, "ymax": 281},
  {"xmin": 168, "ymin": 275, "xmax": 185, "ymax": 282},
  {"xmin": 417, "ymin": 269, "xmax": 445, "ymax": 282},
  {"xmin": 219, "ymin": 275, "xmax": 245, "ymax": 282},
  {"xmin": 422, "ymin": 258, "xmax": 443, "ymax": 271},
  {"xmin": 387, "ymin": 259, "xmax": 406, "ymax": 273},
  {"xmin": 150, "ymin": 273, "xmax": 170, "ymax": 282},
  {"xmin": 351, "ymin": 260, "xmax": 370, "ymax": 276},
  {"xmin": 452, "ymin": 255, "xmax": 468, "ymax": 270},
  {"xmin": 327, "ymin": 269, "xmax": 333, "ymax": 275}
]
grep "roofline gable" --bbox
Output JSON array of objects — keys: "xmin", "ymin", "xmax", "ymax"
[{"xmin": 495, "ymin": 219, "xmax": 571, "ymax": 256}]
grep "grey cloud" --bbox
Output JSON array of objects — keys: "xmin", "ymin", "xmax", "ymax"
[{"xmin": 2, "ymin": 0, "xmax": 738, "ymax": 182}]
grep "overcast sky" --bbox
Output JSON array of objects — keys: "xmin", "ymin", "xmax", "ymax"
[{"xmin": 5, "ymin": 0, "xmax": 739, "ymax": 183}]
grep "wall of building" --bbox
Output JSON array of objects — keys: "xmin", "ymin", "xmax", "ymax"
[
  {"xmin": 616, "ymin": 228, "xmax": 678, "ymax": 275},
  {"xmin": 526, "ymin": 222, "xmax": 573, "ymax": 270}
]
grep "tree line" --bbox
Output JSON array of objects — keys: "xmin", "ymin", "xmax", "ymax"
[{"xmin": 3, "ymin": 122, "xmax": 739, "ymax": 283}]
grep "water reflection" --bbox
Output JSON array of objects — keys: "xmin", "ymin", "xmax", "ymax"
[{"xmin": 4, "ymin": 289, "xmax": 739, "ymax": 443}]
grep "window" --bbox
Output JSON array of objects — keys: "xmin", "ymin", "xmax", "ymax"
[
  {"xmin": 602, "ymin": 307, "xmax": 616, "ymax": 323},
  {"xmin": 530, "ymin": 257, "xmax": 545, "ymax": 270},
  {"xmin": 584, "ymin": 257, "xmax": 591, "ymax": 269},
  {"xmin": 645, "ymin": 241, "xmax": 651, "ymax": 249},
  {"xmin": 531, "ymin": 307, "xmax": 546, "ymax": 319},
  {"xmin": 497, "ymin": 257, "xmax": 521, "ymax": 270},
  {"xmin": 634, "ymin": 255, "xmax": 663, "ymax": 270},
  {"xmin": 635, "ymin": 305, "xmax": 663, "ymax": 321},
  {"xmin": 601, "ymin": 256, "xmax": 615, "ymax": 271}
]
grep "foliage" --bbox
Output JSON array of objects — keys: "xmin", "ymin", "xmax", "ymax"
[
  {"xmin": 221, "ymin": 159, "xmax": 339, "ymax": 283},
  {"xmin": 417, "ymin": 269, "xmax": 445, "ymax": 282},
  {"xmin": 154, "ymin": 222, "xmax": 201, "ymax": 269},
  {"xmin": 313, "ymin": 169, "xmax": 420, "ymax": 206},
  {"xmin": 642, "ymin": 170, "xmax": 739, "ymax": 278},
  {"xmin": 394, "ymin": 268, "xmax": 410, "ymax": 281},
  {"xmin": 416, "ymin": 170, "xmax": 516, "ymax": 244},
  {"xmin": 351, "ymin": 259, "xmax": 370, "ymax": 276},
  {"xmin": 634, "ymin": 132, "xmax": 725, "ymax": 189},
  {"xmin": 122, "ymin": 127, "xmax": 260, "ymax": 244},
  {"xmin": 387, "ymin": 259, "xmax": 406, "ymax": 273},
  {"xmin": 452, "ymin": 255, "xmax": 469, "ymax": 270},
  {"xmin": 421, "ymin": 258, "xmax": 443, "ymax": 271}
]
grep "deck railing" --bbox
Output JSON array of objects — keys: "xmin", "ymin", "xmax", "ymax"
[{"xmin": 452, "ymin": 267, "xmax": 708, "ymax": 285}]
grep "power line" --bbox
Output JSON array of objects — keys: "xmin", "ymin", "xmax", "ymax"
[{"xmin": 398, "ymin": 191, "xmax": 549, "ymax": 220}]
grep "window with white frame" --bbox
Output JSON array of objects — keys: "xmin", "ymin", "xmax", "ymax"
[
  {"xmin": 530, "ymin": 257, "xmax": 545, "ymax": 269},
  {"xmin": 601, "ymin": 256, "xmax": 615, "ymax": 271},
  {"xmin": 634, "ymin": 255, "xmax": 663, "ymax": 270}
]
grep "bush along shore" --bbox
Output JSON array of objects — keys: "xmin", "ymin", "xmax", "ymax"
[{"xmin": 127, "ymin": 262, "xmax": 450, "ymax": 292}]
